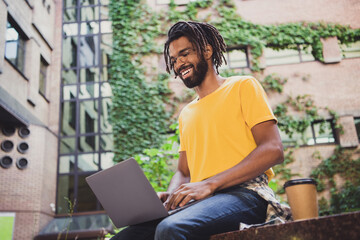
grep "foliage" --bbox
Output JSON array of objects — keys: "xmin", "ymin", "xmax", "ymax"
[
  {"xmin": 261, "ymin": 73, "xmax": 288, "ymax": 93},
  {"xmin": 310, "ymin": 147, "xmax": 360, "ymax": 215},
  {"xmin": 108, "ymin": 0, "xmax": 360, "ymax": 216},
  {"xmin": 212, "ymin": 1, "xmax": 360, "ymax": 70},
  {"xmin": 108, "ymin": 0, "xmax": 360, "ymax": 161},
  {"xmin": 273, "ymin": 148, "xmax": 300, "ymax": 190},
  {"xmin": 109, "ymin": 0, "xmax": 172, "ymax": 161},
  {"xmin": 134, "ymin": 123, "xmax": 180, "ymax": 192}
]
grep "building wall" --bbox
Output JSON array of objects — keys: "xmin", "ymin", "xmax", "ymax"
[
  {"xmin": 235, "ymin": 0, "xmax": 360, "ymax": 28},
  {"xmin": 160, "ymin": 0, "xmax": 360, "ymax": 194},
  {"xmin": 0, "ymin": 0, "xmax": 62, "ymax": 239}
]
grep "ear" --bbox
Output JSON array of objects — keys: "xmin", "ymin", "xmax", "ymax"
[{"xmin": 204, "ymin": 44, "xmax": 213, "ymax": 60}]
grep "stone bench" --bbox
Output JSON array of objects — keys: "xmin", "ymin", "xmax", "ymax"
[{"xmin": 210, "ymin": 211, "xmax": 360, "ymax": 240}]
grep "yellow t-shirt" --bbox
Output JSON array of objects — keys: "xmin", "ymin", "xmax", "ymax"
[{"xmin": 178, "ymin": 76, "xmax": 276, "ymax": 183}]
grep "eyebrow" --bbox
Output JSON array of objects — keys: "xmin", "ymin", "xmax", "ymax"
[{"xmin": 170, "ymin": 47, "xmax": 192, "ymax": 60}]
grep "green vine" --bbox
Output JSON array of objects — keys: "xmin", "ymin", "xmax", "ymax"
[
  {"xmin": 310, "ymin": 147, "xmax": 360, "ymax": 215},
  {"xmin": 109, "ymin": 1, "xmax": 172, "ymax": 161},
  {"xmin": 109, "ymin": 0, "xmax": 359, "ymax": 161},
  {"xmin": 108, "ymin": 1, "xmax": 360, "ymax": 216}
]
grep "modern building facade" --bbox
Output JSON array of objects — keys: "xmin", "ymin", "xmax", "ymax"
[
  {"xmin": 0, "ymin": 0, "xmax": 359, "ymax": 240},
  {"xmin": 0, "ymin": 0, "xmax": 62, "ymax": 239}
]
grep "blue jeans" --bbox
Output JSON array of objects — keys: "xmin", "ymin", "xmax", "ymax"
[{"xmin": 110, "ymin": 185, "xmax": 267, "ymax": 240}]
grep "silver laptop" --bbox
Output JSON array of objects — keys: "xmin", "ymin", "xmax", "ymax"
[{"xmin": 86, "ymin": 157, "xmax": 196, "ymax": 228}]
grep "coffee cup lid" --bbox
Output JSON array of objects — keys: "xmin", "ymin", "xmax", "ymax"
[{"xmin": 283, "ymin": 178, "xmax": 317, "ymax": 189}]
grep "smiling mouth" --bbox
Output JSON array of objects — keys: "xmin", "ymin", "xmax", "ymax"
[{"xmin": 180, "ymin": 66, "xmax": 192, "ymax": 78}]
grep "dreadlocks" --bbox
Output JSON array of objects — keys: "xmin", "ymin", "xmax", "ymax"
[{"xmin": 164, "ymin": 21, "xmax": 227, "ymax": 77}]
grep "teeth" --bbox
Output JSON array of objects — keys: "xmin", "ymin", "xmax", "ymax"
[{"xmin": 182, "ymin": 69, "xmax": 191, "ymax": 76}]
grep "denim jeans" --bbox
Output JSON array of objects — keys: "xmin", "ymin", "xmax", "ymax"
[{"xmin": 110, "ymin": 185, "xmax": 267, "ymax": 240}]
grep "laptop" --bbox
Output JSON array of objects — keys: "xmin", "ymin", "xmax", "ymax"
[{"xmin": 86, "ymin": 157, "xmax": 197, "ymax": 228}]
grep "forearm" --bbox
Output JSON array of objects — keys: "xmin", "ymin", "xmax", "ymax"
[
  {"xmin": 205, "ymin": 141, "xmax": 283, "ymax": 192},
  {"xmin": 167, "ymin": 170, "xmax": 190, "ymax": 193}
]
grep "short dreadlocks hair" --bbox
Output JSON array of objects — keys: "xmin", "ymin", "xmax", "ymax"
[{"xmin": 164, "ymin": 21, "xmax": 227, "ymax": 76}]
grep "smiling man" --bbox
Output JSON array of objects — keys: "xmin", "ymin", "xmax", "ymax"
[{"xmin": 111, "ymin": 21, "xmax": 291, "ymax": 240}]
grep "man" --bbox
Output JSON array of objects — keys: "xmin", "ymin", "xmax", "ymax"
[{"xmin": 112, "ymin": 21, "xmax": 290, "ymax": 240}]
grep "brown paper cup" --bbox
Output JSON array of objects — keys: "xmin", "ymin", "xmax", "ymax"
[{"xmin": 284, "ymin": 178, "xmax": 318, "ymax": 221}]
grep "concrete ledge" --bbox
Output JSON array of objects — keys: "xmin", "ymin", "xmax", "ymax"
[{"xmin": 211, "ymin": 211, "xmax": 360, "ymax": 240}]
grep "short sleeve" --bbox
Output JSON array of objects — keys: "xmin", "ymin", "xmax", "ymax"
[
  {"xmin": 178, "ymin": 114, "xmax": 186, "ymax": 152},
  {"xmin": 240, "ymin": 78, "xmax": 277, "ymax": 129}
]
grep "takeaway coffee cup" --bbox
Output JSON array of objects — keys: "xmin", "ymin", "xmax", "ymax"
[{"xmin": 284, "ymin": 178, "xmax": 318, "ymax": 221}]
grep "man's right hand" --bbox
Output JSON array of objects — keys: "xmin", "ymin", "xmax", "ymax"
[{"xmin": 157, "ymin": 192, "xmax": 170, "ymax": 204}]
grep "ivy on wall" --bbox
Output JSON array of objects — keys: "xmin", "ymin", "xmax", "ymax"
[
  {"xmin": 108, "ymin": 0, "xmax": 360, "ymax": 213},
  {"xmin": 311, "ymin": 147, "xmax": 360, "ymax": 215}
]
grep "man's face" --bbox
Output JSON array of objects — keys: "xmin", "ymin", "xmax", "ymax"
[{"xmin": 169, "ymin": 36, "xmax": 208, "ymax": 88}]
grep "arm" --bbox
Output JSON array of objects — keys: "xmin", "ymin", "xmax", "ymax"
[
  {"xmin": 157, "ymin": 151, "xmax": 191, "ymax": 204},
  {"xmin": 166, "ymin": 120, "xmax": 284, "ymax": 210}
]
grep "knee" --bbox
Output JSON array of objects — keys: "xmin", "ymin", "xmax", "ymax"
[{"xmin": 155, "ymin": 218, "xmax": 184, "ymax": 240}]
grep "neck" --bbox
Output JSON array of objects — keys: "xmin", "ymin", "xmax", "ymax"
[{"xmin": 194, "ymin": 67, "xmax": 225, "ymax": 99}]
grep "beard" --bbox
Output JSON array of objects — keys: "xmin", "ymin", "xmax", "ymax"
[{"xmin": 178, "ymin": 56, "xmax": 208, "ymax": 89}]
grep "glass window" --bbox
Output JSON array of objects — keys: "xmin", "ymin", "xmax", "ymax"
[
  {"xmin": 62, "ymin": 69, "xmax": 77, "ymax": 84},
  {"xmin": 59, "ymin": 0, "xmax": 114, "ymax": 214},
  {"xmin": 80, "ymin": 6, "xmax": 99, "ymax": 21},
  {"xmin": 63, "ymin": 0, "xmax": 77, "ymax": 8},
  {"xmin": 57, "ymin": 175, "xmax": 75, "ymax": 214},
  {"xmin": 63, "ymin": 85, "xmax": 77, "ymax": 100},
  {"xmin": 63, "ymin": 23, "xmax": 78, "ymax": 36},
  {"xmin": 80, "ymin": 0, "xmax": 97, "ymax": 6},
  {"xmin": 280, "ymin": 120, "xmax": 336, "ymax": 146},
  {"xmin": 100, "ymin": 34, "xmax": 112, "ymax": 66},
  {"xmin": 341, "ymin": 41, "xmax": 360, "ymax": 59},
  {"xmin": 61, "ymin": 100, "xmax": 77, "ymax": 136},
  {"xmin": 79, "ymin": 83, "xmax": 99, "ymax": 99},
  {"xmin": 76, "ymin": 175, "xmax": 98, "ymax": 212},
  {"xmin": 79, "ymin": 100, "xmax": 99, "ymax": 134},
  {"xmin": 100, "ymin": 6, "xmax": 109, "ymax": 20},
  {"xmin": 100, "ymin": 134, "xmax": 113, "ymax": 151},
  {"xmin": 100, "ymin": 83, "xmax": 112, "ymax": 97},
  {"xmin": 39, "ymin": 57, "xmax": 49, "ymax": 96},
  {"xmin": 219, "ymin": 48, "xmax": 248, "ymax": 70},
  {"xmin": 79, "ymin": 67, "xmax": 100, "ymax": 83},
  {"xmin": 79, "ymin": 35, "xmax": 99, "ymax": 67},
  {"xmin": 227, "ymin": 49, "xmax": 248, "ymax": 68},
  {"xmin": 264, "ymin": 47, "xmax": 301, "ymax": 66},
  {"xmin": 64, "ymin": 7, "xmax": 77, "ymax": 22},
  {"xmin": 79, "ymin": 135, "xmax": 98, "ymax": 152},
  {"xmin": 80, "ymin": 21, "xmax": 99, "ymax": 35},
  {"xmin": 101, "ymin": 152, "xmax": 115, "ymax": 170},
  {"xmin": 60, "ymin": 137, "xmax": 76, "ymax": 154},
  {"xmin": 100, "ymin": 98, "xmax": 112, "ymax": 133},
  {"xmin": 313, "ymin": 121, "xmax": 335, "ymax": 144},
  {"xmin": 5, "ymin": 19, "xmax": 26, "ymax": 73},
  {"xmin": 100, "ymin": 21, "xmax": 112, "ymax": 33},
  {"xmin": 299, "ymin": 45, "xmax": 315, "ymax": 62},
  {"xmin": 62, "ymin": 37, "xmax": 78, "ymax": 68},
  {"xmin": 354, "ymin": 117, "xmax": 360, "ymax": 142},
  {"xmin": 101, "ymin": 67, "xmax": 110, "ymax": 81},
  {"xmin": 78, "ymin": 153, "xmax": 99, "ymax": 172},
  {"xmin": 59, "ymin": 155, "xmax": 75, "ymax": 173}
]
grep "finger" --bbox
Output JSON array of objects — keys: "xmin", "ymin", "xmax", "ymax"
[
  {"xmin": 171, "ymin": 190, "xmax": 190, "ymax": 210},
  {"xmin": 179, "ymin": 194, "xmax": 194, "ymax": 207}
]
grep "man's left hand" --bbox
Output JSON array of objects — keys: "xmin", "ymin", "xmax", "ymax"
[{"xmin": 164, "ymin": 181, "xmax": 214, "ymax": 211}]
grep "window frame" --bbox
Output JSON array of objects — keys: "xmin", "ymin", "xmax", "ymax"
[
  {"xmin": 354, "ymin": 117, "xmax": 360, "ymax": 143},
  {"xmin": 264, "ymin": 44, "xmax": 315, "ymax": 66},
  {"xmin": 220, "ymin": 46, "xmax": 249, "ymax": 70},
  {"xmin": 5, "ymin": 16, "xmax": 28, "ymax": 76},
  {"xmin": 39, "ymin": 56, "xmax": 49, "ymax": 97},
  {"xmin": 280, "ymin": 119, "xmax": 338, "ymax": 147}
]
